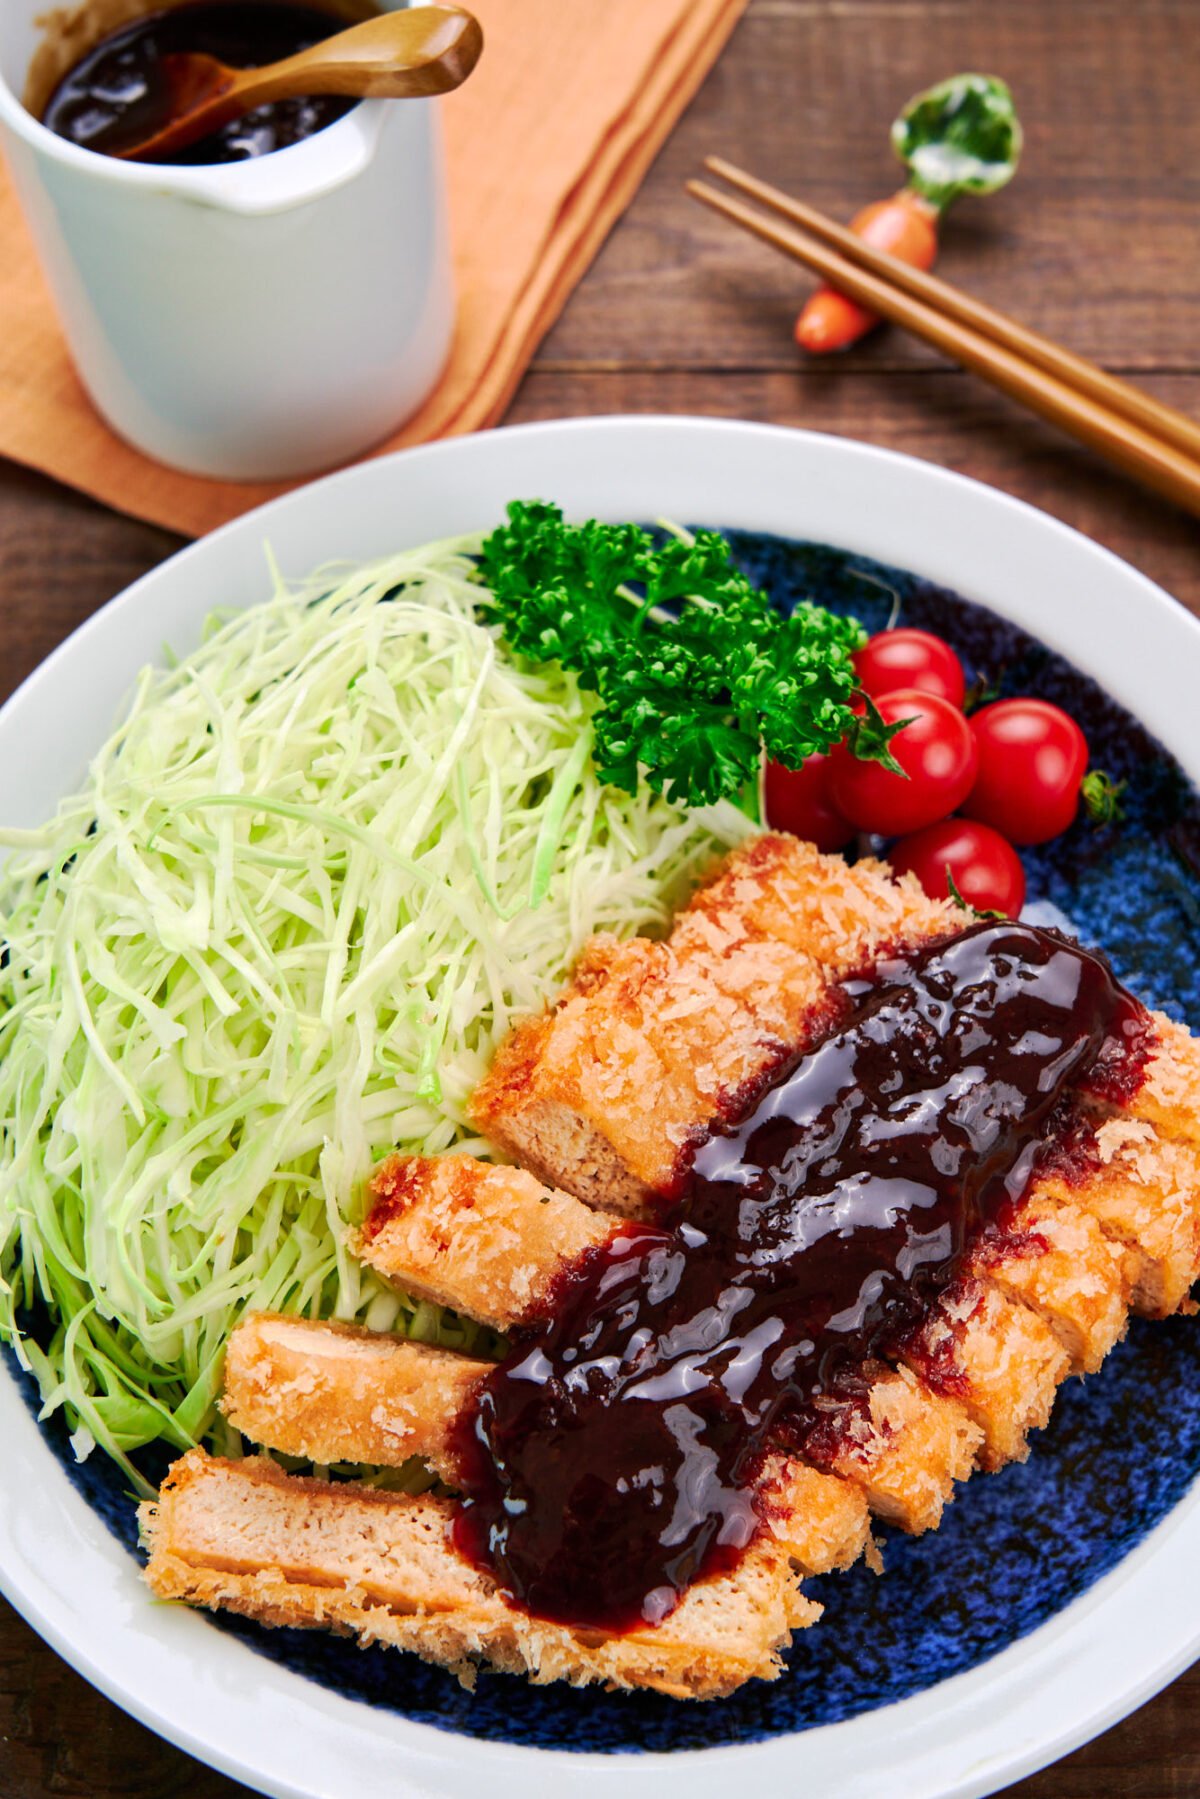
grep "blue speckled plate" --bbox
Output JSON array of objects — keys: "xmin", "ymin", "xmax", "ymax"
[{"xmin": 2, "ymin": 419, "xmax": 1199, "ymax": 1799}]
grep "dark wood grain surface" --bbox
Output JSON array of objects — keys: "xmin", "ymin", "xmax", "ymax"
[{"xmin": 2, "ymin": 0, "xmax": 1200, "ymax": 1792}]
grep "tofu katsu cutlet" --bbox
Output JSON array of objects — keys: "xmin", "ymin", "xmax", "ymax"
[
  {"xmin": 469, "ymin": 836, "xmax": 962, "ymax": 1210},
  {"xmin": 141, "ymin": 1448, "xmax": 822, "ymax": 1700},
  {"xmin": 143, "ymin": 833, "xmax": 1200, "ymax": 1700}
]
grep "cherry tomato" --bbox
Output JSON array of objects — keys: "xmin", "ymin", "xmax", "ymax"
[
  {"xmin": 764, "ymin": 752, "xmax": 856, "ymax": 852},
  {"xmin": 962, "ymin": 699, "xmax": 1088, "ymax": 845},
  {"xmin": 828, "ymin": 689, "xmax": 978, "ymax": 836},
  {"xmin": 853, "ymin": 629, "xmax": 966, "ymax": 708},
  {"xmin": 888, "ymin": 819, "xmax": 1026, "ymax": 918}
]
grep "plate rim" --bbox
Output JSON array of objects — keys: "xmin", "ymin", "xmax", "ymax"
[{"xmin": 3, "ymin": 412, "xmax": 1199, "ymax": 1799}]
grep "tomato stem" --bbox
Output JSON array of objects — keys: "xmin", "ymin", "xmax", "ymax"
[
  {"xmin": 945, "ymin": 868, "xmax": 1005, "ymax": 922},
  {"xmin": 1081, "ymin": 769, "xmax": 1126, "ymax": 826}
]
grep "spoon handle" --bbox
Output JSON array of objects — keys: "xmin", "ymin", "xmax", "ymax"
[{"xmin": 241, "ymin": 6, "xmax": 483, "ymax": 105}]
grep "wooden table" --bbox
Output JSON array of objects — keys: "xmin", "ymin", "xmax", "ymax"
[{"xmin": 2, "ymin": 1, "xmax": 1199, "ymax": 1792}]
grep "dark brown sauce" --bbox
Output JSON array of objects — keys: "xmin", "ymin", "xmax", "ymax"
[
  {"xmin": 42, "ymin": 2, "xmax": 355, "ymax": 162},
  {"xmin": 450, "ymin": 922, "xmax": 1151, "ymax": 1632}
]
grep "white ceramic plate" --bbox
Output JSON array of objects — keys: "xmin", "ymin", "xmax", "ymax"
[{"xmin": 3, "ymin": 417, "xmax": 1199, "ymax": 1799}]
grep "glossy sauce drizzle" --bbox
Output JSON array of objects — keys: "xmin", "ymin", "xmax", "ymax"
[{"xmin": 451, "ymin": 922, "xmax": 1151, "ymax": 1632}]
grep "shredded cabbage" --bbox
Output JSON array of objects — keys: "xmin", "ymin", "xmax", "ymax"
[{"xmin": 0, "ymin": 536, "xmax": 751, "ymax": 1490}]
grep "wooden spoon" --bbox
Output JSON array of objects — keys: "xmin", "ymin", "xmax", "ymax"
[{"xmin": 116, "ymin": 5, "xmax": 483, "ymax": 162}]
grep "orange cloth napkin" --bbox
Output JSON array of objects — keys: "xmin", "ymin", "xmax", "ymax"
[{"xmin": 0, "ymin": 0, "xmax": 745, "ymax": 538}]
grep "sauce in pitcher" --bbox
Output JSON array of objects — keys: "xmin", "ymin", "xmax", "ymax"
[{"xmin": 43, "ymin": 2, "xmax": 357, "ymax": 162}]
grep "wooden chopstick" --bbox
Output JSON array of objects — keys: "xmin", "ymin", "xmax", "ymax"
[
  {"xmin": 703, "ymin": 156, "xmax": 1200, "ymax": 467},
  {"xmin": 686, "ymin": 169, "xmax": 1200, "ymax": 520}
]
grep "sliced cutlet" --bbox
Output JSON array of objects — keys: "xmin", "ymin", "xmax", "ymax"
[
  {"xmin": 354, "ymin": 1154, "xmax": 615, "ymax": 1328},
  {"xmin": 469, "ymin": 965, "xmax": 687, "ymax": 1214},
  {"xmin": 221, "ymin": 1312, "xmax": 486, "ymax": 1480},
  {"xmin": 356, "ymin": 1153, "xmax": 976, "ymax": 1537},
  {"xmin": 352, "ymin": 1155, "xmax": 613, "ymax": 1332},
  {"xmin": 471, "ymin": 933, "xmax": 832, "ymax": 1215},
  {"xmin": 221, "ymin": 1317, "xmax": 869, "ymax": 1583},
  {"xmin": 677, "ymin": 833, "xmax": 963, "ymax": 973},
  {"xmin": 967, "ymin": 1187, "xmax": 1131, "ymax": 1374},
  {"xmin": 234, "ymin": 1162, "xmax": 871, "ymax": 1580},
  {"xmin": 471, "ymin": 841, "xmax": 959, "ymax": 1213},
  {"xmin": 902, "ymin": 1279, "xmax": 1069, "ymax": 1473},
  {"xmin": 140, "ymin": 1450, "xmax": 819, "ymax": 1699},
  {"xmin": 1036, "ymin": 1116, "xmax": 1200, "ymax": 1320},
  {"xmin": 1126, "ymin": 1012, "xmax": 1200, "ymax": 1151},
  {"xmin": 676, "ymin": 834, "xmax": 1169, "ymax": 1368}
]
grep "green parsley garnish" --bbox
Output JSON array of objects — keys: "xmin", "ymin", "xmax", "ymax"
[{"xmin": 478, "ymin": 501, "xmax": 902, "ymax": 810}]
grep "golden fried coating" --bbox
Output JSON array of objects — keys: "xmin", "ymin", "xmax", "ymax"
[
  {"xmin": 149, "ymin": 834, "xmax": 1200, "ymax": 1703},
  {"xmin": 822, "ymin": 1366, "xmax": 982, "ymax": 1532},
  {"xmin": 1038, "ymin": 1119, "xmax": 1200, "ymax": 1320},
  {"xmin": 758, "ymin": 1458, "xmax": 874, "ymax": 1577},
  {"xmin": 1131, "ymin": 1012, "xmax": 1200, "ymax": 1153},
  {"xmin": 471, "ymin": 835, "xmax": 962, "ymax": 1212},
  {"xmin": 469, "ymin": 975, "xmax": 680, "ymax": 1212},
  {"xmin": 907, "ymin": 1280, "xmax": 1069, "ymax": 1472},
  {"xmin": 221, "ymin": 1313, "xmax": 486, "ymax": 1479},
  {"xmin": 354, "ymin": 1156, "xmax": 612, "ymax": 1331},
  {"xmin": 971, "ymin": 1191, "xmax": 1131, "ymax": 1374},
  {"xmin": 140, "ymin": 1450, "xmax": 820, "ymax": 1700},
  {"xmin": 677, "ymin": 833, "xmax": 963, "ymax": 971}
]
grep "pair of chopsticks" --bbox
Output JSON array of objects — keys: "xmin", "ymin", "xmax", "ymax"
[{"xmin": 688, "ymin": 158, "xmax": 1200, "ymax": 519}]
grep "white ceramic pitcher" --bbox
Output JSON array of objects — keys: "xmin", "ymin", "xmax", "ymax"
[{"xmin": 0, "ymin": 0, "xmax": 454, "ymax": 480}]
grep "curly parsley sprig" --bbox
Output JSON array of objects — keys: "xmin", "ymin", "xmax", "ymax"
[{"xmin": 478, "ymin": 502, "xmax": 901, "ymax": 810}]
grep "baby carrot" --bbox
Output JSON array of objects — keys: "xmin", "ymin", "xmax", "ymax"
[
  {"xmin": 796, "ymin": 73, "xmax": 1022, "ymax": 356},
  {"xmin": 795, "ymin": 190, "xmax": 938, "ymax": 353}
]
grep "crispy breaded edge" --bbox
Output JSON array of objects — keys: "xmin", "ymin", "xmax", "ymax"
[
  {"xmin": 355, "ymin": 1143, "xmax": 1126, "ymax": 1517},
  {"xmin": 908, "ymin": 1279, "xmax": 1069, "ymax": 1472},
  {"xmin": 140, "ymin": 1450, "xmax": 820, "ymax": 1700},
  {"xmin": 352, "ymin": 1148, "xmax": 979, "ymax": 1532},
  {"xmin": 354, "ymin": 1152, "xmax": 613, "ymax": 1329},
  {"xmin": 1132, "ymin": 1012, "xmax": 1200, "ymax": 1151},
  {"xmin": 472, "ymin": 833, "xmax": 966, "ymax": 1212},
  {"xmin": 221, "ymin": 1313, "xmax": 873, "ymax": 1581},
  {"xmin": 678, "ymin": 832, "xmax": 965, "ymax": 972},
  {"xmin": 221, "ymin": 1313, "xmax": 488, "ymax": 1480},
  {"xmin": 469, "ymin": 1009, "xmax": 661, "ymax": 1213},
  {"xmin": 352, "ymin": 1155, "xmax": 613, "ymax": 1331},
  {"xmin": 1040, "ymin": 1115, "xmax": 1200, "ymax": 1320},
  {"xmin": 972, "ymin": 1188, "xmax": 1131, "ymax": 1375},
  {"xmin": 470, "ymin": 835, "xmax": 965, "ymax": 1215}
]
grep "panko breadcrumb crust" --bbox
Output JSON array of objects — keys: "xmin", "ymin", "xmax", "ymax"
[{"xmin": 143, "ymin": 834, "xmax": 1200, "ymax": 1699}]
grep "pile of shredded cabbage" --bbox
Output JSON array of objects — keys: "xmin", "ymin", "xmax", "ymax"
[{"xmin": 0, "ymin": 537, "xmax": 750, "ymax": 1488}]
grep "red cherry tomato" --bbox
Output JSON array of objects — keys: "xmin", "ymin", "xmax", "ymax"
[
  {"xmin": 962, "ymin": 699, "xmax": 1088, "ymax": 845},
  {"xmin": 853, "ymin": 629, "xmax": 966, "ymax": 708},
  {"xmin": 828, "ymin": 689, "xmax": 978, "ymax": 836},
  {"xmin": 888, "ymin": 819, "xmax": 1026, "ymax": 918},
  {"xmin": 764, "ymin": 753, "xmax": 855, "ymax": 852}
]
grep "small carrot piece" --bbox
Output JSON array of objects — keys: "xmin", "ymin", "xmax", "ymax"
[
  {"xmin": 794, "ymin": 73, "xmax": 1022, "ymax": 357},
  {"xmin": 795, "ymin": 188, "xmax": 938, "ymax": 353}
]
